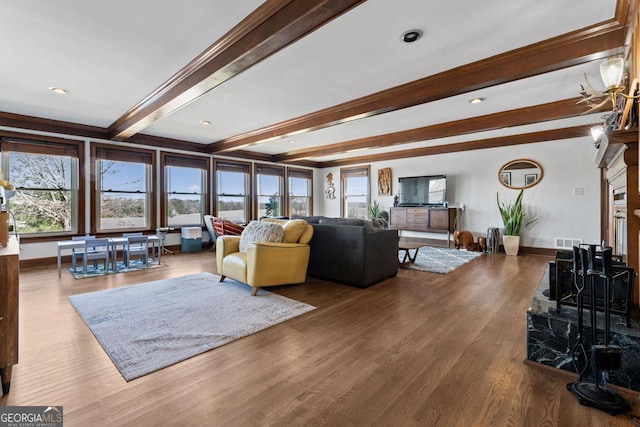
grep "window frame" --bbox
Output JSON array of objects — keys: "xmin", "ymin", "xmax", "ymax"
[
  {"xmin": 90, "ymin": 143, "xmax": 156, "ymax": 234},
  {"xmin": 0, "ymin": 133, "xmax": 84, "ymax": 241},
  {"xmin": 254, "ymin": 164, "xmax": 284, "ymax": 219},
  {"xmin": 160, "ymin": 153, "xmax": 210, "ymax": 228},
  {"xmin": 340, "ymin": 165, "xmax": 370, "ymax": 219},
  {"xmin": 214, "ymin": 159, "xmax": 252, "ymax": 224},
  {"xmin": 287, "ymin": 167, "xmax": 313, "ymax": 217}
]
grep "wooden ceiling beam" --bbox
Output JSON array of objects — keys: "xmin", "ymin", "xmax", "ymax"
[
  {"xmin": 0, "ymin": 112, "xmax": 107, "ymax": 140},
  {"xmin": 320, "ymin": 125, "xmax": 593, "ymax": 168},
  {"xmin": 107, "ymin": 0, "xmax": 366, "ymax": 141},
  {"xmin": 273, "ymin": 98, "xmax": 605, "ymax": 162},
  {"xmin": 210, "ymin": 19, "xmax": 625, "ymax": 154},
  {"xmin": 616, "ymin": 0, "xmax": 640, "ymax": 47}
]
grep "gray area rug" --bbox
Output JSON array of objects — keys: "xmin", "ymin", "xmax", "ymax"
[
  {"xmin": 401, "ymin": 246, "xmax": 483, "ymax": 274},
  {"xmin": 68, "ymin": 272, "xmax": 315, "ymax": 381}
]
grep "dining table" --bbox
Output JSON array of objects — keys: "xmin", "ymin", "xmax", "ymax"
[{"xmin": 57, "ymin": 235, "xmax": 160, "ymax": 277}]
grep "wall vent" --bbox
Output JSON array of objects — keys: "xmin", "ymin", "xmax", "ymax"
[{"xmin": 554, "ymin": 237, "xmax": 583, "ymax": 250}]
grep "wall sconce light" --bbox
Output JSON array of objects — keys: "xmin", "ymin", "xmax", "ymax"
[
  {"xmin": 590, "ymin": 126, "xmax": 604, "ymax": 142},
  {"xmin": 578, "ymin": 57, "xmax": 640, "ymax": 114},
  {"xmin": 600, "ymin": 58, "xmax": 625, "ymax": 93},
  {"xmin": 598, "ymin": 57, "xmax": 640, "ymax": 111}
]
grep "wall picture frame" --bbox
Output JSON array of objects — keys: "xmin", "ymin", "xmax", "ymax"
[
  {"xmin": 525, "ymin": 174, "xmax": 538, "ymax": 186},
  {"xmin": 500, "ymin": 171, "xmax": 511, "ymax": 186},
  {"xmin": 378, "ymin": 167, "xmax": 392, "ymax": 195}
]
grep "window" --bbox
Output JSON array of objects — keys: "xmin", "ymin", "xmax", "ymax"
[
  {"xmin": 288, "ymin": 168, "xmax": 312, "ymax": 217},
  {"xmin": 93, "ymin": 145, "xmax": 155, "ymax": 232},
  {"xmin": 255, "ymin": 165, "xmax": 283, "ymax": 218},
  {"xmin": 215, "ymin": 161, "xmax": 250, "ymax": 224},
  {"xmin": 341, "ymin": 166, "xmax": 370, "ymax": 219},
  {"xmin": 161, "ymin": 154, "xmax": 209, "ymax": 227},
  {"xmin": 1, "ymin": 137, "xmax": 82, "ymax": 236}
]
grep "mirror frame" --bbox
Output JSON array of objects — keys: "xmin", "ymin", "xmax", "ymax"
[{"xmin": 498, "ymin": 158, "xmax": 543, "ymax": 189}]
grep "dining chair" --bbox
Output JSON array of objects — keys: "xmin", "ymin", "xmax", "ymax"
[
  {"xmin": 122, "ymin": 235, "xmax": 149, "ymax": 267},
  {"xmin": 70, "ymin": 235, "xmax": 96, "ymax": 270},
  {"xmin": 73, "ymin": 238, "xmax": 110, "ymax": 273}
]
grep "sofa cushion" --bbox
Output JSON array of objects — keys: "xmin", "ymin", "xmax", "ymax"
[
  {"xmin": 318, "ymin": 217, "xmax": 364, "ymax": 226},
  {"xmin": 221, "ymin": 252, "xmax": 248, "ymax": 283},
  {"xmin": 239, "ymin": 221, "xmax": 284, "ymax": 252},
  {"xmin": 291, "ymin": 215, "xmax": 323, "ymax": 224},
  {"xmin": 282, "ymin": 219, "xmax": 309, "ymax": 243},
  {"xmin": 298, "ymin": 226, "xmax": 314, "ymax": 244}
]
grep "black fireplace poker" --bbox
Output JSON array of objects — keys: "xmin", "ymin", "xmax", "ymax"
[{"xmin": 567, "ymin": 245, "xmax": 630, "ymax": 416}]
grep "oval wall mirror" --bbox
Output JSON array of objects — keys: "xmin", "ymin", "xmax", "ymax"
[{"xmin": 498, "ymin": 159, "xmax": 543, "ymax": 189}]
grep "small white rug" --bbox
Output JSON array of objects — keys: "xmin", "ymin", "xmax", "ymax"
[
  {"xmin": 68, "ymin": 272, "xmax": 315, "ymax": 381},
  {"xmin": 401, "ymin": 246, "xmax": 483, "ymax": 274}
]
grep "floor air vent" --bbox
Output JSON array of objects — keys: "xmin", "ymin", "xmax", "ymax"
[{"xmin": 554, "ymin": 237, "xmax": 583, "ymax": 250}]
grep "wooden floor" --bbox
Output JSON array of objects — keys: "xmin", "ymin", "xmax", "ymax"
[{"xmin": 2, "ymin": 251, "xmax": 640, "ymax": 426}]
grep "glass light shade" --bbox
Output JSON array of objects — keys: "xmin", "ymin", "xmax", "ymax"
[
  {"xmin": 590, "ymin": 126, "xmax": 604, "ymax": 142},
  {"xmin": 600, "ymin": 58, "xmax": 624, "ymax": 90}
]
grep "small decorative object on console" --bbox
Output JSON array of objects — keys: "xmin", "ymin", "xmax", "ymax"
[
  {"xmin": 486, "ymin": 227, "xmax": 500, "ymax": 254},
  {"xmin": 477, "ymin": 236, "xmax": 486, "ymax": 252},
  {"xmin": 453, "ymin": 230, "xmax": 475, "ymax": 251}
]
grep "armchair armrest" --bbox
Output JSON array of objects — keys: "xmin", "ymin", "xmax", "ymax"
[
  {"xmin": 216, "ymin": 236, "xmax": 241, "ymax": 273},
  {"xmin": 217, "ymin": 235, "xmax": 240, "ymax": 255}
]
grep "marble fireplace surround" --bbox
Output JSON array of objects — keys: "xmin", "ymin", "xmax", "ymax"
[{"xmin": 526, "ymin": 268, "xmax": 640, "ymax": 392}]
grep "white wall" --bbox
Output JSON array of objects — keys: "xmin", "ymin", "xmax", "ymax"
[{"xmin": 315, "ymin": 137, "xmax": 601, "ymax": 249}]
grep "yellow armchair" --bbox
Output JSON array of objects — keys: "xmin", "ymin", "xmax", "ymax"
[{"xmin": 216, "ymin": 220, "xmax": 313, "ymax": 296}]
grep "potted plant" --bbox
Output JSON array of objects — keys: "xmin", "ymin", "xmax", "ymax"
[
  {"xmin": 368, "ymin": 200, "xmax": 389, "ymax": 228},
  {"xmin": 497, "ymin": 188, "xmax": 536, "ymax": 256},
  {"xmin": 368, "ymin": 200, "xmax": 382, "ymax": 219}
]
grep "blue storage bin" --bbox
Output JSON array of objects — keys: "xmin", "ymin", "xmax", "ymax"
[{"xmin": 181, "ymin": 227, "xmax": 202, "ymax": 253}]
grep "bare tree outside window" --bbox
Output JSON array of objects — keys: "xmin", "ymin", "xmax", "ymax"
[{"xmin": 8, "ymin": 152, "xmax": 74, "ymax": 233}]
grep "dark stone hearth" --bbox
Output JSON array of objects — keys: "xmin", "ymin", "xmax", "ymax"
[{"xmin": 526, "ymin": 269, "xmax": 640, "ymax": 391}]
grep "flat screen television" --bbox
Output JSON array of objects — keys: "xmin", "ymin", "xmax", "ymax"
[{"xmin": 398, "ymin": 175, "xmax": 446, "ymax": 207}]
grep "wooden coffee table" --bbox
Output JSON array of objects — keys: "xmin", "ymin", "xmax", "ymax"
[{"xmin": 398, "ymin": 242, "xmax": 424, "ymax": 266}]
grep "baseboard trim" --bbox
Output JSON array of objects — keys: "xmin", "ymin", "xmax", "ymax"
[{"xmin": 397, "ymin": 238, "xmax": 556, "ymax": 257}]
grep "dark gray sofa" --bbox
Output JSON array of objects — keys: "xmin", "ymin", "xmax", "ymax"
[{"xmin": 293, "ymin": 216, "xmax": 399, "ymax": 288}]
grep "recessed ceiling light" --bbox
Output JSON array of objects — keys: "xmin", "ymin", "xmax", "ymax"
[
  {"xmin": 288, "ymin": 140, "xmax": 296, "ymax": 144},
  {"xmin": 401, "ymin": 30, "xmax": 423, "ymax": 43},
  {"xmin": 469, "ymin": 97, "xmax": 485, "ymax": 104},
  {"xmin": 199, "ymin": 120, "xmax": 211, "ymax": 126},
  {"xmin": 48, "ymin": 87, "xmax": 68, "ymax": 95}
]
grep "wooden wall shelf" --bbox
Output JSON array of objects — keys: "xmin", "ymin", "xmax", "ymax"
[
  {"xmin": 607, "ymin": 128, "xmax": 639, "ymax": 144},
  {"xmin": 596, "ymin": 129, "xmax": 638, "ymax": 168}
]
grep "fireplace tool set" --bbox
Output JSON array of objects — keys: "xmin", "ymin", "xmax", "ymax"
[{"xmin": 567, "ymin": 244, "xmax": 630, "ymax": 415}]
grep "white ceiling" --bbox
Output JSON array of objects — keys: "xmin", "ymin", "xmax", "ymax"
[{"xmin": 0, "ymin": 0, "xmax": 622, "ymax": 164}]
